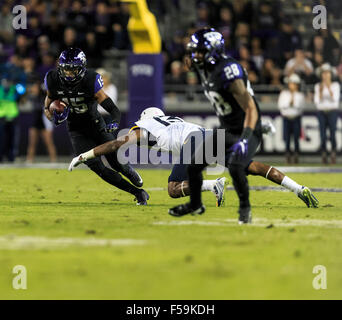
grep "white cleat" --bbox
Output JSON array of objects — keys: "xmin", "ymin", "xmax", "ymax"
[{"xmin": 212, "ymin": 177, "xmax": 227, "ymax": 207}]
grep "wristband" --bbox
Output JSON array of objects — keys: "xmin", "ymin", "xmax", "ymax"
[{"xmin": 241, "ymin": 127, "xmax": 253, "ymax": 140}]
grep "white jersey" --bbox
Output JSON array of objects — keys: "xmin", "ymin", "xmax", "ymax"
[{"xmin": 135, "ymin": 116, "xmax": 203, "ymax": 155}]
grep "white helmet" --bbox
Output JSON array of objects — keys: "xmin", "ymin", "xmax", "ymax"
[{"xmin": 139, "ymin": 107, "xmax": 165, "ymax": 120}]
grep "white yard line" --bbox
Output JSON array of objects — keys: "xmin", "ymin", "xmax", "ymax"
[
  {"xmin": 153, "ymin": 218, "xmax": 342, "ymax": 228},
  {"xmin": 0, "ymin": 235, "xmax": 147, "ymax": 250}
]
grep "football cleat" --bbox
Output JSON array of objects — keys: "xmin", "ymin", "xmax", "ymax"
[
  {"xmin": 121, "ymin": 164, "xmax": 143, "ymax": 188},
  {"xmin": 168, "ymin": 203, "xmax": 205, "ymax": 217},
  {"xmin": 134, "ymin": 189, "xmax": 150, "ymax": 206},
  {"xmin": 212, "ymin": 177, "xmax": 227, "ymax": 207},
  {"xmin": 238, "ymin": 207, "xmax": 252, "ymax": 225},
  {"xmin": 298, "ymin": 186, "xmax": 319, "ymax": 208}
]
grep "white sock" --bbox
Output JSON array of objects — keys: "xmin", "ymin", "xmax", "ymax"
[
  {"xmin": 281, "ymin": 176, "xmax": 302, "ymax": 195},
  {"xmin": 201, "ymin": 180, "xmax": 215, "ymax": 192}
]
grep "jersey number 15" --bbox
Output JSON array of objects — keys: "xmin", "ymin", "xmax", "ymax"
[{"xmin": 61, "ymin": 97, "xmax": 88, "ymax": 114}]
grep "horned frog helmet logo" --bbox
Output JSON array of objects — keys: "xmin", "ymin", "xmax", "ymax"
[
  {"xmin": 204, "ymin": 31, "xmax": 222, "ymax": 48},
  {"xmin": 77, "ymin": 51, "xmax": 86, "ymax": 63}
]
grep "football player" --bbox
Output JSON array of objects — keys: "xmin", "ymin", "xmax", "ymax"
[
  {"xmin": 68, "ymin": 107, "xmax": 318, "ymax": 211},
  {"xmin": 44, "ymin": 48, "xmax": 149, "ymax": 205},
  {"xmin": 168, "ymin": 28, "xmax": 319, "ymax": 223},
  {"xmin": 69, "ymin": 107, "xmax": 227, "ymax": 207}
]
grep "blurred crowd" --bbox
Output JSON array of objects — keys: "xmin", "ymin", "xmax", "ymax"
[
  {"xmin": 162, "ymin": 0, "xmax": 342, "ymax": 87},
  {"xmin": 0, "ymin": 0, "xmax": 131, "ymax": 162}
]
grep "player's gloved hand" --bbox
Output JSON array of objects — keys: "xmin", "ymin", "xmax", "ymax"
[
  {"xmin": 106, "ymin": 121, "xmax": 119, "ymax": 133},
  {"xmin": 229, "ymin": 139, "xmax": 248, "ymax": 162},
  {"xmin": 261, "ymin": 120, "xmax": 276, "ymax": 135},
  {"xmin": 53, "ymin": 106, "xmax": 70, "ymax": 126},
  {"xmin": 68, "ymin": 155, "xmax": 86, "ymax": 172}
]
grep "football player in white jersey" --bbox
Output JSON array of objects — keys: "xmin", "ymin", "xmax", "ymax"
[
  {"xmin": 69, "ymin": 107, "xmax": 319, "ymax": 210},
  {"xmin": 69, "ymin": 107, "xmax": 227, "ymax": 207}
]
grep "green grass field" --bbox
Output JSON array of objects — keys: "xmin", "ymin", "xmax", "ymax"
[{"xmin": 0, "ymin": 167, "xmax": 341, "ymax": 300}]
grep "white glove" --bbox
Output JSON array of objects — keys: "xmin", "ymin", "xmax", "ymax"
[
  {"xmin": 261, "ymin": 120, "xmax": 276, "ymax": 135},
  {"xmin": 68, "ymin": 155, "xmax": 85, "ymax": 172}
]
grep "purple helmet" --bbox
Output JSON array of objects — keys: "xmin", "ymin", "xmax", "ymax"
[
  {"xmin": 187, "ymin": 28, "xmax": 225, "ymax": 67},
  {"xmin": 57, "ymin": 48, "xmax": 87, "ymax": 84}
]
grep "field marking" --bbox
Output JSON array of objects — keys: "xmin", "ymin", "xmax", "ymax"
[
  {"xmin": 0, "ymin": 235, "xmax": 147, "ymax": 250},
  {"xmin": 154, "ymin": 218, "xmax": 342, "ymax": 228},
  {"xmin": 146, "ymin": 186, "xmax": 342, "ymax": 193}
]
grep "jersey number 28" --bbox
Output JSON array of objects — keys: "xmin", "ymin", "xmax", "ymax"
[{"xmin": 205, "ymin": 91, "xmax": 232, "ymax": 116}]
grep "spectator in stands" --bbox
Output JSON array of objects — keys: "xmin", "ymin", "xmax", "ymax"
[
  {"xmin": 284, "ymin": 49, "xmax": 314, "ymax": 82},
  {"xmin": 195, "ymin": 2, "xmax": 211, "ymax": 28},
  {"xmin": 83, "ymin": 31, "xmax": 102, "ymax": 68},
  {"xmin": 238, "ymin": 45, "xmax": 258, "ymax": 75},
  {"xmin": 111, "ymin": 3, "xmax": 131, "ymax": 50},
  {"xmin": 0, "ymin": 3, "xmax": 14, "ymax": 44},
  {"xmin": 165, "ymin": 60, "xmax": 187, "ymax": 86},
  {"xmin": 166, "ymin": 31, "xmax": 186, "ymax": 63},
  {"xmin": 43, "ymin": 12, "xmax": 65, "ymax": 50},
  {"xmin": 15, "ymin": 35, "xmax": 34, "ymax": 60},
  {"xmin": 254, "ymin": 0, "xmax": 280, "ymax": 40},
  {"xmin": 240, "ymin": 60, "xmax": 259, "ymax": 84},
  {"xmin": 0, "ymin": 78, "xmax": 25, "ymax": 163},
  {"xmin": 250, "ymin": 37, "xmax": 264, "ymax": 72},
  {"xmin": 185, "ymin": 71, "xmax": 198, "ymax": 101},
  {"xmin": 278, "ymin": 73, "xmax": 304, "ymax": 164},
  {"xmin": 0, "ymin": 55, "xmax": 27, "ymax": 85},
  {"xmin": 307, "ymin": 32, "xmax": 340, "ymax": 67},
  {"xmin": 317, "ymin": 29, "xmax": 340, "ymax": 66},
  {"xmin": 238, "ymin": 45, "xmax": 259, "ymax": 84},
  {"xmin": 269, "ymin": 67, "xmax": 283, "ymax": 89},
  {"xmin": 216, "ymin": 5, "xmax": 234, "ymax": 45},
  {"xmin": 22, "ymin": 57, "xmax": 40, "ymax": 84},
  {"xmin": 96, "ymin": 68, "xmax": 118, "ymax": 124},
  {"xmin": 306, "ymin": 35, "xmax": 324, "ymax": 64},
  {"xmin": 26, "ymin": 81, "xmax": 57, "ymax": 163},
  {"xmin": 26, "ymin": 15, "xmax": 43, "ymax": 41},
  {"xmin": 94, "ymin": 1, "xmax": 112, "ymax": 50},
  {"xmin": 66, "ymin": 0, "xmax": 89, "ymax": 36},
  {"xmin": 231, "ymin": 0, "xmax": 254, "ymax": 25},
  {"xmin": 234, "ymin": 22, "xmax": 250, "ymax": 49},
  {"xmin": 36, "ymin": 35, "xmax": 53, "ymax": 62},
  {"xmin": 337, "ymin": 56, "xmax": 342, "ymax": 83},
  {"xmin": 36, "ymin": 52, "xmax": 56, "ymax": 81},
  {"xmin": 278, "ymin": 16, "xmax": 302, "ymax": 66},
  {"xmin": 62, "ymin": 27, "xmax": 79, "ymax": 50},
  {"xmin": 260, "ymin": 58, "xmax": 277, "ymax": 84},
  {"xmin": 314, "ymin": 63, "xmax": 340, "ymax": 164}
]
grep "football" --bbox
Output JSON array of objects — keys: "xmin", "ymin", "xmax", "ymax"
[{"xmin": 49, "ymin": 100, "xmax": 67, "ymax": 114}]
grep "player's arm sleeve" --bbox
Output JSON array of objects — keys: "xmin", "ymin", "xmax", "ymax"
[
  {"xmin": 100, "ymin": 97, "xmax": 121, "ymax": 123},
  {"xmin": 95, "ymin": 73, "xmax": 121, "ymax": 123},
  {"xmin": 221, "ymin": 62, "xmax": 244, "ymax": 90},
  {"xmin": 44, "ymin": 72, "xmax": 58, "ymax": 100}
]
